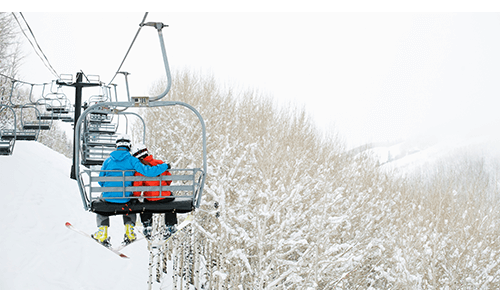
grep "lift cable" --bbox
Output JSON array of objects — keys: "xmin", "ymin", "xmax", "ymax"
[
  {"xmin": 106, "ymin": 12, "xmax": 149, "ymax": 86},
  {"xmin": 0, "ymin": 72, "xmax": 44, "ymax": 86},
  {"xmin": 11, "ymin": 13, "xmax": 59, "ymax": 79}
]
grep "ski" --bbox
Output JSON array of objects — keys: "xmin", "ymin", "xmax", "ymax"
[
  {"xmin": 65, "ymin": 222, "xmax": 129, "ymax": 259},
  {"xmin": 115, "ymin": 235, "xmax": 145, "ymax": 251},
  {"xmin": 147, "ymin": 214, "xmax": 194, "ymax": 249}
]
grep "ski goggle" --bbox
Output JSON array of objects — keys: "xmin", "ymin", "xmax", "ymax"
[{"xmin": 133, "ymin": 148, "xmax": 148, "ymax": 159}]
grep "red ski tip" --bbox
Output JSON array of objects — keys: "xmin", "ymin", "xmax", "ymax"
[
  {"xmin": 120, "ymin": 254, "xmax": 129, "ymax": 258},
  {"xmin": 65, "ymin": 222, "xmax": 71, "ymax": 226}
]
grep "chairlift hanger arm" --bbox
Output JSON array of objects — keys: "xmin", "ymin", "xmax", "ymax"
[
  {"xmin": 117, "ymin": 72, "xmax": 132, "ymax": 102},
  {"xmin": 140, "ymin": 20, "xmax": 171, "ymax": 102}
]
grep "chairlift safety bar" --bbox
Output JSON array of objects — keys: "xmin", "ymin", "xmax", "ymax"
[{"xmin": 84, "ymin": 168, "xmax": 203, "ymax": 200}]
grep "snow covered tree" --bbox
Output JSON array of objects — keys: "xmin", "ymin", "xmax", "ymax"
[
  {"xmin": 0, "ymin": 12, "xmax": 20, "ymax": 129},
  {"xmin": 130, "ymin": 70, "xmax": 405, "ymax": 288},
  {"xmin": 128, "ymin": 68, "xmax": 500, "ymax": 288},
  {"xmin": 0, "ymin": 12, "xmax": 72, "ymax": 158},
  {"xmin": 0, "ymin": 12, "xmax": 21, "ymax": 78}
]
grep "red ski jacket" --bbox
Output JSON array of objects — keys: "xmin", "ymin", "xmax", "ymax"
[{"xmin": 132, "ymin": 155, "xmax": 172, "ymax": 201}]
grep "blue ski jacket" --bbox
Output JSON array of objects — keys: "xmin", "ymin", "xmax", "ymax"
[{"xmin": 99, "ymin": 148, "xmax": 170, "ymax": 203}]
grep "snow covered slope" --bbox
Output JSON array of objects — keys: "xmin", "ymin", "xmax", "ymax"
[
  {"xmin": 374, "ymin": 126, "xmax": 500, "ymax": 173},
  {"xmin": 0, "ymin": 141, "xmax": 155, "ymax": 290}
]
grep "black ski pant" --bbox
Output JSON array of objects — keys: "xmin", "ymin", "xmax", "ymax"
[
  {"xmin": 139, "ymin": 199, "xmax": 177, "ymax": 226},
  {"xmin": 140, "ymin": 211, "xmax": 177, "ymax": 226},
  {"xmin": 96, "ymin": 213, "xmax": 136, "ymax": 227}
]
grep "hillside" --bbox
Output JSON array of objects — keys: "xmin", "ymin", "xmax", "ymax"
[
  {"xmin": 374, "ymin": 122, "xmax": 500, "ymax": 172},
  {"xmin": 2, "ymin": 132, "xmax": 500, "ymax": 289},
  {"xmin": 2, "ymin": 69, "xmax": 500, "ymax": 288},
  {"xmin": 0, "ymin": 141, "xmax": 164, "ymax": 289},
  {"xmin": 127, "ymin": 70, "xmax": 500, "ymax": 288}
]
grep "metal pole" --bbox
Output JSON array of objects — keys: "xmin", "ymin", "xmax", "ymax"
[
  {"xmin": 118, "ymin": 71, "xmax": 131, "ymax": 101},
  {"xmin": 57, "ymin": 72, "xmax": 101, "ymax": 180},
  {"xmin": 140, "ymin": 22, "xmax": 171, "ymax": 102},
  {"xmin": 70, "ymin": 72, "xmax": 83, "ymax": 179}
]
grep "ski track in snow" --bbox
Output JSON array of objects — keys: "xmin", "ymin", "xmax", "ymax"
[{"xmin": 0, "ymin": 141, "xmax": 171, "ymax": 290}]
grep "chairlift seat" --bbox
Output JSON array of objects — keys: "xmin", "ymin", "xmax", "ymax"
[
  {"xmin": 80, "ymin": 132, "xmax": 116, "ymax": 166},
  {"xmin": 51, "ymin": 108, "xmax": 69, "ymax": 114},
  {"xmin": 89, "ymin": 113, "xmax": 112, "ymax": 123},
  {"xmin": 79, "ymin": 168, "xmax": 204, "ymax": 216},
  {"xmin": 90, "ymin": 197, "xmax": 194, "ymax": 216},
  {"xmin": 88, "ymin": 110, "xmax": 110, "ymax": 116},
  {"xmin": 61, "ymin": 117, "xmax": 75, "ymax": 123},
  {"xmin": 81, "ymin": 148, "xmax": 114, "ymax": 166},
  {"xmin": 23, "ymin": 122, "xmax": 51, "ymax": 130},
  {"xmin": 4, "ymin": 127, "xmax": 37, "ymax": 141},
  {"xmin": 38, "ymin": 114, "xmax": 56, "ymax": 120},
  {"xmin": 0, "ymin": 130, "xmax": 16, "ymax": 140},
  {"xmin": 87, "ymin": 123, "xmax": 117, "ymax": 134},
  {"xmin": 85, "ymin": 140, "xmax": 116, "ymax": 147},
  {"xmin": 14, "ymin": 131, "xmax": 37, "ymax": 141},
  {"xmin": 0, "ymin": 140, "xmax": 14, "ymax": 155},
  {"xmin": 81, "ymin": 158, "xmax": 106, "ymax": 166},
  {"xmin": 83, "ymin": 133, "xmax": 116, "ymax": 147},
  {"xmin": 38, "ymin": 112, "xmax": 74, "ymax": 121},
  {"xmin": 46, "ymin": 106, "xmax": 69, "ymax": 114}
]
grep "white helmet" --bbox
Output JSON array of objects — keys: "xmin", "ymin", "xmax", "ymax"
[
  {"xmin": 131, "ymin": 143, "xmax": 148, "ymax": 159},
  {"xmin": 115, "ymin": 134, "xmax": 132, "ymax": 150}
]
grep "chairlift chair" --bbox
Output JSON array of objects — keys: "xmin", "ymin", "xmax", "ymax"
[
  {"xmin": 58, "ymin": 74, "xmax": 73, "ymax": 84},
  {"xmin": 75, "ymin": 100, "xmax": 207, "ymax": 216},
  {"xmin": 30, "ymin": 85, "xmax": 74, "ymax": 122},
  {"xmin": 79, "ymin": 101, "xmax": 121, "ymax": 166},
  {"xmin": 44, "ymin": 92, "xmax": 71, "ymax": 114},
  {"xmin": 80, "ymin": 112, "xmax": 138, "ymax": 166},
  {"xmin": 3, "ymin": 105, "xmax": 42, "ymax": 141},
  {"xmin": 38, "ymin": 103, "xmax": 74, "ymax": 122},
  {"xmin": 0, "ymin": 105, "xmax": 16, "ymax": 155},
  {"xmin": 0, "ymin": 138, "xmax": 14, "ymax": 155},
  {"xmin": 21, "ymin": 105, "xmax": 51, "ymax": 131},
  {"xmin": 80, "ymin": 133, "xmax": 117, "ymax": 166},
  {"xmin": 74, "ymin": 19, "xmax": 207, "ymax": 216}
]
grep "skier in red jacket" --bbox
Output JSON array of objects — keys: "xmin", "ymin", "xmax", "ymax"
[{"xmin": 131, "ymin": 143, "xmax": 177, "ymax": 240}]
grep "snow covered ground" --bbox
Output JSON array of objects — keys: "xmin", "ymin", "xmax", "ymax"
[
  {"xmin": 0, "ymin": 141, "xmax": 171, "ymax": 290},
  {"xmin": 2, "ymin": 130, "xmax": 499, "ymax": 289}
]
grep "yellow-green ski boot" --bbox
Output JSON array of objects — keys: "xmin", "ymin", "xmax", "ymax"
[
  {"xmin": 91, "ymin": 226, "xmax": 111, "ymax": 247},
  {"xmin": 123, "ymin": 224, "xmax": 137, "ymax": 245}
]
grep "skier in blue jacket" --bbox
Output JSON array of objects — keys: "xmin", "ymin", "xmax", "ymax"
[{"xmin": 92, "ymin": 134, "xmax": 171, "ymax": 247}]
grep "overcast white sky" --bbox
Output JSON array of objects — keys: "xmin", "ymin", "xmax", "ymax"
[{"xmin": 11, "ymin": 6, "xmax": 500, "ymax": 148}]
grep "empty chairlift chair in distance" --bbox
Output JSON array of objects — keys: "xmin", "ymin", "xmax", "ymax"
[
  {"xmin": 38, "ymin": 93, "xmax": 74, "ymax": 123},
  {"xmin": 44, "ymin": 92, "xmax": 70, "ymax": 114},
  {"xmin": 80, "ymin": 100, "xmax": 145, "ymax": 167},
  {"xmin": 21, "ymin": 105, "xmax": 51, "ymax": 131},
  {"xmin": 3, "ymin": 105, "xmax": 42, "ymax": 141},
  {"xmin": 3, "ymin": 80, "xmax": 43, "ymax": 140},
  {"xmin": 37, "ymin": 104, "xmax": 74, "ymax": 123},
  {"xmin": 0, "ymin": 105, "xmax": 17, "ymax": 155},
  {"xmin": 32, "ymin": 82, "xmax": 74, "ymax": 123},
  {"xmin": 80, "ymin": 106, "xmax": 118, "ymax": 166}
]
